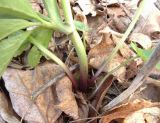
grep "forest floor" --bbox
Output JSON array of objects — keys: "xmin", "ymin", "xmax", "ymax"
[{"xmin": 0, "ymin": 0, "xmax": 160, "ymax": 123}]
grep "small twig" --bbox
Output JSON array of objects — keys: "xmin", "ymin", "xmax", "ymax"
[
  {"xmin": 102, "ymin": 40, "xmax": 160, "ymax": 112},
  {"xmin": 31, "ymin": 64, "xmax": 78, "ymax": 100}
]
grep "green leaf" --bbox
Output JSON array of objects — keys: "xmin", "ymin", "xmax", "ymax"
[
  {"xmin": 0, "ymin": 0, "xmax": 41, "ymax": 20},
  {"xmin": 27, "ymin": 28, "xmax": 53, "ymax": 67},
  {"xmin": 74, "ymin": 21, "xmax": 89, "ymax": 32},
  {"xmin": 0, "ymin": 19, "xmax": 39, "ymax": 40},
  {"xmin": 15, "ymin": 41, "xmax": 30, "ymax": 57},
  {"xmin": 0, "ymin": 31, "xmax": 31, "ymax": 77},
  {"xmin": 131, "ymin": 42, "xmax": 160, "ymax": 70},
  {"xmin": 131, "ymin": 42, "xmax": 152, "ymax": 60}
]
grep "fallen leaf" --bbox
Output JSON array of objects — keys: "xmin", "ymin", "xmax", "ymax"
[
  {"xmin": 107, "ymin": 4, "xmax": 132, "ymax": 33},
  {"xmin": 89, "ymin": 76, "xmax": 113, "ymax": 123},
  {"xmin": 112, "ymin": 35, "xmax": 133, "ymax": 58},
  {"xmin": 125, "ymin": 61, "xmax": 138, "ymax": 80},
  {"xmin": 56, "ymin": 76, "xmax": 79, "ymax": 120},
  {"xmin": 3, "ymin": 62, "xmax": 62, "ymax": 123},
  {"xmin": 87, "ymin": 15, "xmax": 107, "ymax": 48},
  {"xmin": 76, "ymin": 92, "xmax": 89, "ymax": 123},
  {"xmin": 101, "ymin": 100, "xmax": 160, "ymax": 123},
  {"xmin": 0, "ymin": 91, "xmax": 20, "ymax": 123},
  {"xmin": 107, "ymin": 4, "xmax": 126, "ymax": 17},
  {"xmin": 88, "ymin": 33, "xmax": 127, "ymax": 82},
  {"xmin": 124, "ymin": 107, "xmax": 160, "ymax": 123}
]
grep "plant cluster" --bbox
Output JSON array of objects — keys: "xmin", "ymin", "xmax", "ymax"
[{"xmin": 0, "ymin": 0, "xmax": 88, "ymax": 90}]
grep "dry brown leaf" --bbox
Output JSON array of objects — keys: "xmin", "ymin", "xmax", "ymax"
[
  {"xmin": 101, "ymin": 100, "xmax": 160, "ymax": 123},
  {"xmin": 87, "ymin": 15, "xmax": 108, "ymax": 48},
  {"xmin": 55, "ymin": 76, "xmax": 79, "ymax": 120},
  {"xmin": 125, "ymin": 61, "xmax": 138, "ymax": 80},
  {"xmin": 88, "ymin": 33, "xmax": 126, "ymax": 82},
  {"xmin": 130, "ymin": 33, "xmax": 152, "ymax": 49},
  {"xmin": 107, "ymin": 4, "xmax": 132, "ymax": 33},
  {"xmin": 112, "ymin": 35, "xmax": 133, "ymax": 58},
  {"xmin": 107, "ymin": 4, "xmax": 126, "ymax": 17},
  {"xmin": 124, "ymin": 107, "xmax": 160, "ymax": 123},
  {"xmin": 3, "ymin": 62, "xmax": 62, "ymax": 123},
  {"xmin": 76, "ymin": 92, "xmax": 89, "ymax": 123},
  {"xmin": 0, "ymin": 92, "xmax": 20, "ymax": 123}
]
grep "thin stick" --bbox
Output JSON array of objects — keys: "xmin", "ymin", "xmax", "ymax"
[
  {"xmin": 102, "ymin": 40, "xmax": 160, "ymax": 112},
  {"xmin": 91, "ymin": 0, "xmax": 148, "ymax": 82}
]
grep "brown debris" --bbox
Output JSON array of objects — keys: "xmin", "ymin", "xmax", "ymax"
[
  {"xmin": 56, "ymin": 76, "xmax": 79, "ymax": 120},
  {"xmin": 101, "ymin": 100, "xmax": 160, "ymax": 123}
]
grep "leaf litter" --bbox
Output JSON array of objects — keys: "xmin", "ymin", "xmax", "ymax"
[{"xmin": 1, "ymin": 0, "xmax": 160, "ymax": 123}]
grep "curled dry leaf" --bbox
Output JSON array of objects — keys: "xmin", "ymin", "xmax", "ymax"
[
  {"xmin": 55, "ymin": 76, "xmax": 79, "ymax": 120},
  {"xmin": 3, "ymin": 62, "xmax": 62, "ymax": 123},
  {"xmin": 0, "ymin": 92, "xmax": 20, "ymax": 123},
  {"xmin": 88, "ymin": 33, "xmax": 131, "ymax": 82},
  {"xmin": 130, "ymin": 33, "xmax": 152, "ymax": 49},
  {"xmin": 101, "ymin": 100, "xmax": 160, "ymax": 123}
]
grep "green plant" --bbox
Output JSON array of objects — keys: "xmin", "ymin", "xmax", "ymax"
[
  {"xmin": 131, "ymin": 42, "xmax": 160, "ymax": 69},
  {"xmin": 0, "ymin": 0, "xmax": 88, "ymax": 90}
]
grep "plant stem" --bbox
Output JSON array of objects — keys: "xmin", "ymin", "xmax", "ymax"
[
  {"xmin": 91, "ymin": 0, "xmax": 147, "ymax": 82},
  {"xmin": 39, "ymin": 19, "xmax": 72, "ymax": 34},
  {"xmin": 42, "ymin": 0, "xmax": 73, "ymax": 34},
  {"xmin": 29, "ymin": 36, "xmax": 77, "ymax": 89},
  {"xmin": 61, "ymin": 0, "xmax": 88, "ymax": 90},
  {"xmin": 43, "ymin": 0, "xmax": 61, "ymax": 22}
]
